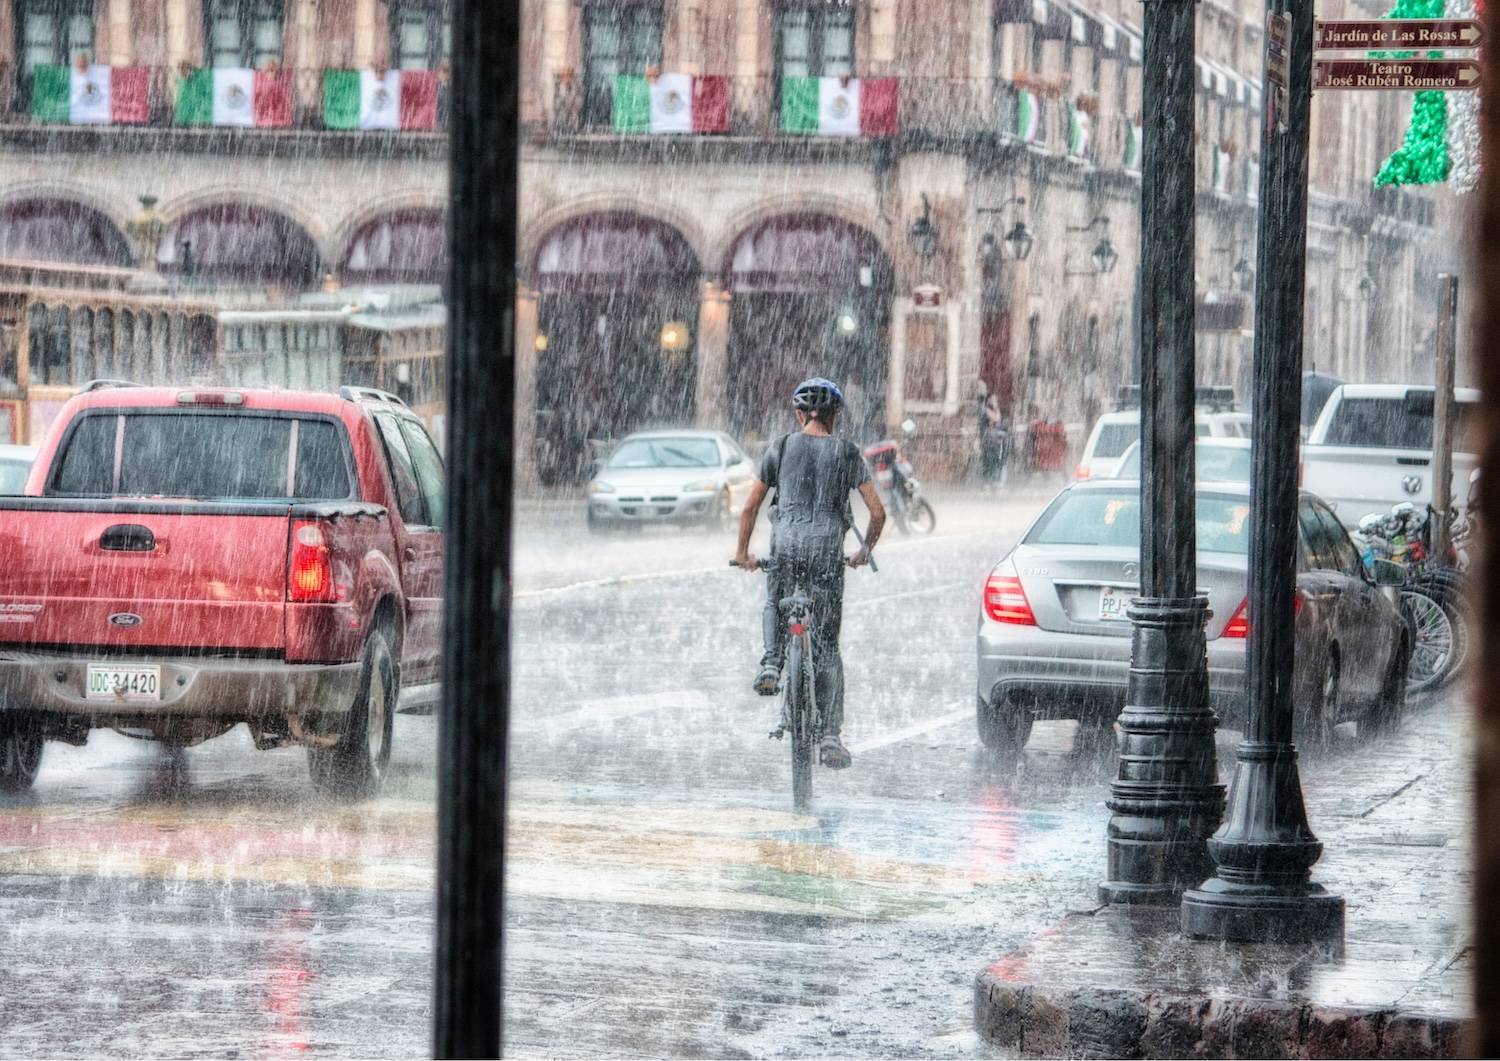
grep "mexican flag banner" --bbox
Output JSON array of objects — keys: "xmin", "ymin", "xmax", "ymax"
[
  {"xmin": 612, "ymin": 73, "xmax": 729, "ymax": 133},
  {"xmin": 31, "ymin": 64, "xmax": 149, "ymax": 125},
  {"xmin": 781, "ymin": 77, "xmax": 898, "ymax": 137},
  {"xmin": 176, "ymin": 68, "xmax": 292, "ymax": 127},
  {"xmin": 1066, "ymin": 104, "xmax": 1090, "ymax": 157},
  {"xmin": 1123, "ymin": 122, "xmax": 1142, "ymax": 171},
  {"xmin": 323, "ymin": 69, "xmax": 439, "ymax": 130},
  {"xmin": 1013, "ymin": 88, "xmax": 1042, "ymax": 143}
]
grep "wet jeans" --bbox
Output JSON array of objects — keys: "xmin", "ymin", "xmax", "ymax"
[{"xmin": 761, "ymin": 532, "xmax": 846, "ymax": 737}]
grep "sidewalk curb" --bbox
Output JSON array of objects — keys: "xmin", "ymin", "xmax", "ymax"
[{"xmin": 973, "ymin": 910, "xmax": 1471, "ymax": 1059}]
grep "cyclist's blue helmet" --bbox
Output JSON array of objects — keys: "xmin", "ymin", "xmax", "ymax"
[{"xmin": 791, "ymin": 377, "xmax": 844, "ymax": 415}]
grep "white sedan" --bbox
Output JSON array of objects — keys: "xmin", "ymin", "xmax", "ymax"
[{"xmin": 586, "ymin": 430, "xmax": 758, "ymax": 533}]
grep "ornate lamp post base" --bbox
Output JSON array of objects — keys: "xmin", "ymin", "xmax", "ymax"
[
  {"xmin": 1100, "ymin": 596, "xmax": 1225, "ymax": 905},
  {"xmin": 1181, "ymin": 741, "xmax": 1345, "ymax": 943},
  {"xmin": 1181, "ymin": 879, "xmax": 1344, "ymax": 943}
]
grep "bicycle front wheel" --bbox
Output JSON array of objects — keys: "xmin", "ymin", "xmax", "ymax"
[{"xmin": 785, "ymin": 634, "xmax": 814, "ymax": 812}]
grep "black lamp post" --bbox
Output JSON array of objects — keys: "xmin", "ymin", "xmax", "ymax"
[
  {"xmin": 1098, "ymin": 0, "xmax": 1225, "ymax": 905},
  {"xmin": 978, "ymin": 197, "xmax": 1034, "ymax": 262},
  {"xmin": 1065, "ymin": 216, "xmax": 1119, "ymax": 277},
  {"xmin": 908, "ymin": 193, "xmax": 939, "ymax": 259},
  {"xmin": 1180, "ymin": 0, "xmax": 1344, "ymax": 944},
  {"xmin": 1091, "ymin": 231, "xmax": 1119, "ymax": 275}
]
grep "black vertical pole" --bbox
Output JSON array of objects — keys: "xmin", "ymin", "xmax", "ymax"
[
  {"xmin": 1100, "ymin": 0, "xmax": 1225, "ymax": 905},
  {"xmin": 434, "ymin": 0, "xmax": 518, "ymax": 1054},
  {"xmin": 1181, "ymin": 0, "xmax": 1344, "ymax": 943}
]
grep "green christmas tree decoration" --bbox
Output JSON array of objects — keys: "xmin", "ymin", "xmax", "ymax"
[
  {"xmin": 1375, "ymin": 91, "xmax": 1450, "ymax": 186},
  {"xmin": 1373, "ymin": 0, "xmax": 1451, "ymax": 186}
]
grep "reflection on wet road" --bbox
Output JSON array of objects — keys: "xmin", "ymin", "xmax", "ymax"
[{"xmin": 1, "ymin": 493, "xmax": 1442, "ymax": 1058}]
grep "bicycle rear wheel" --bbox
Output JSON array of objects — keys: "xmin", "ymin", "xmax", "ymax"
[{"xmin": 785, "ymin": 635, "xmax": 814, "ymax": 811}]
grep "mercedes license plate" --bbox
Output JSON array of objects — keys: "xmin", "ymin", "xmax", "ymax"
[
  {"xmin": 1097, "ymin": 587, "xmax": 1129, "ymax": 622},
  {"xmin": 85, "ymin": 664, "xmax": 162, "ymax": 702}
]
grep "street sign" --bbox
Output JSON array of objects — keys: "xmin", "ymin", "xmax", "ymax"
[
  {"xmin": 1313, "ymin": 58, "xmax": 1480, "ymax": 90},
  {"xmin": 1315, "ymin": 18, "xmax": 1482, "ymax": 49},
  {"xmin": 912, "ymin": 284, "xmax": 943, "ymax": 308},
  {"xmin": 1266, "ymin": 12, "xmax": 1291, "ymax": 130}
]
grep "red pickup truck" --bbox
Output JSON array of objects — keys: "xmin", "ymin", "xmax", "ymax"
[{"xmin": 0, "ymin": 384, "xmax": 444, "ymax": 797}]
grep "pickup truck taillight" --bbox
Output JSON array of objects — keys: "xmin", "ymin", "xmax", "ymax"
[{"xmin": 288, "ymin": 521, "xmax": 336, "ymax": 603}]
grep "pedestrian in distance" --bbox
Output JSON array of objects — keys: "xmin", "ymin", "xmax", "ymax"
[{"xmin": 733, "ymin": 377, "xmax": 886, "ymax": 770}]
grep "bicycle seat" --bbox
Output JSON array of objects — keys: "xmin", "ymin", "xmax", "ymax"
[{"xmin": 779, "ymin": 592, "xmax": 812, "ymax": 615}]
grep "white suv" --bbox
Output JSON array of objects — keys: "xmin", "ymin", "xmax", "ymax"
[{"xmin": 1077, "ymin": 407, "xmax": 1250, "ymax": 480}]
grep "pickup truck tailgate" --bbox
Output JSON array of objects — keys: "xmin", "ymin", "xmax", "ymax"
[
  {"xmin": 1301, "ymin": 446, "xmax": 1475, "ymax": 525},
  {"xmin": 1, "ymin": 502, "xmax": 290, "ymax": 651}
]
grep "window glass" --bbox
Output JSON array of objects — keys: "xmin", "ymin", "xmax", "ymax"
[
  {"xmin": 1297, "ymin": 502, "xmax": 1340, "ymax": 571},
  {"xmin": 293, "ymin": 418, "xmax": 353, "ymax": 499},
  {"xmin": 583, "ymin": 3, "xmax": 662, "ymax": 126},
  {"xmin": 399, "ymin": 417, "xmax": 445, "ymax": 527},
  {"xmin": 1091, "ymin": 421, "xmax": 1137, "ymax": 459},
  {"xmin": 207, "ymin": 0, "xmax": 282, "ymax": 68},
  {"xmin": 1316, "ymin": 503, "xmax": 1363, "ymax": 577},
  {"xmin": 374, "ymin": 411, "xmax": 426, "ymax": 524},
  {"xmin": 1025, "ymin": 489, "xmax": 1253, "ymax": 554},
  {"xmin": 1323, "ymin": 396, "xmax": 1476, "ymax": 452},
  {"xmin": 777, "ymin": 5, "xmax": 854, "ymax": 80},
  {"xmin": 50, "ymin": 411, "xmax": 115, "ymax": 494},
  {"xmin": 392, "ymin": 2, "xmax": 449, "ymax": 69}
]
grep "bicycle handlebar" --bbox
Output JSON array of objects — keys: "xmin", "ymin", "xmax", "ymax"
[{"xmin": 727, "ymin": 556, "xmax": 872, "ymax": 571}]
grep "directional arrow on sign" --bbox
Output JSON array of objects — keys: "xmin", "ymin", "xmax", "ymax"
[
  {"xmin": 1313, "ymin": 58, "xmax": 1481, "ymax": 90},
  {"xmin": 1314, "ymin": 18, "xmax": 1483, "ymax": 50}
]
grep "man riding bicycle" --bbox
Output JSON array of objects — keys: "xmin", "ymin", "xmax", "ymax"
[{"xmin": 734, "ymin": 378, "xmax": 886, "ymax": 770}]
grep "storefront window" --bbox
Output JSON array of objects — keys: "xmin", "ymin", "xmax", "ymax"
[
  {"xmin": 206, "ymin": 0, "xmax": 282, "ymax": 69},
  {"xmin": 582, "ymin": 2, "xmax": 662, "ymax": 127}
]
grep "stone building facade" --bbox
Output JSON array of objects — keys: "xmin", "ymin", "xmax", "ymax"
[{"xmin": 0, "ymin": 0, "xmax": 1450, "ymax": 481}]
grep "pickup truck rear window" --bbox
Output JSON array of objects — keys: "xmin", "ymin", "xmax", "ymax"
[
  {"xmin": 50, "ymin": 412, "xmax": 353, "ymax": 500},
  {"xmin": 1322, "ymin": 397, "xmax": 1476, "ymax": 451}
]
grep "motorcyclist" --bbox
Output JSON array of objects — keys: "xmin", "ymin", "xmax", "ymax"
[{"xmin": 734, "ymin": 377, "xmax": 886, "ymax": 770}]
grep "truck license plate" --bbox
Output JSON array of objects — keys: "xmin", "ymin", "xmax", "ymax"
[
  {"xmin": 1098, "ymin": 587, "xmax": 1129, "ymax": 622},
  {"xmin": 85, "ymin": 664, "xmax": 162, "ymax": 702}
]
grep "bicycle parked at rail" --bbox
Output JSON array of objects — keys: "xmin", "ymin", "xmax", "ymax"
[{"xmin": 732, "ymin": 555, "xmax": 868, "ymax": 810}]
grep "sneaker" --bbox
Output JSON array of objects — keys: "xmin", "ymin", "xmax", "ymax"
[
  {"xmin": 819, "ymin": 735, "xmax": 852, "ymax": 770},
  {"xmin": 753, "ymin": 664, "xmax": 781, "ymax": 696}
]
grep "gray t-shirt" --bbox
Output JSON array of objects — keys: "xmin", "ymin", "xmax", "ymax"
[{"xmin": 760, "ymin": 431, "xmax": 870, "ymax": 534}]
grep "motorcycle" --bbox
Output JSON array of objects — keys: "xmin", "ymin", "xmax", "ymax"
[
  {"xmin": 862, "ymin": 420, "xmax": 936, "ymax": 536},
  {"xmin": 1353, "ymin": 501, "xmax": 1470, "ymax": 693}
]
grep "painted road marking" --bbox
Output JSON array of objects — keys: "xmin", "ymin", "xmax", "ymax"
[
  {"xmin": 516, "ymin": 689, "xmax": 712, "ymax": 734},
  {"xmin": 847, "ymin": 707, "xmax": 973, "ymax": 756}
]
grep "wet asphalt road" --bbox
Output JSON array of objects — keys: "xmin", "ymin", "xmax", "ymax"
[{"xmin": 0, "ymin": 489, "xmax": 1452, "ymax": 1058}]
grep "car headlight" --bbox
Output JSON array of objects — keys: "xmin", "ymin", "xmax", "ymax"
[
  {"xmin": 588, "ymin": 481, "xmax": 616, "ymax": 495},
  {"xmin": 682, "ymin": 479, "xmax": 717, "ymax": 493}
]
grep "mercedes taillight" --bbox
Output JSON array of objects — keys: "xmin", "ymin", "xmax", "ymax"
[{"xmin": 984, "ymin": 561, "xmax": 1036, "ymax": 625}]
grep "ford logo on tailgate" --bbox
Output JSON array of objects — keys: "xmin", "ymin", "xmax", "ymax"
[{"xmin": 108, "ymin": 613, "xmax": 143, "ymax": 628}]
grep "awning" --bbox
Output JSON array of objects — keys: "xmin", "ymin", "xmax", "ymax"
[
  {"xmin": 726, "ymin": 214, "xmax": 890, "ymax": 294},
  {"xmin": 533, "ymin": 213, "xmax": 700, "ymax": 294}
]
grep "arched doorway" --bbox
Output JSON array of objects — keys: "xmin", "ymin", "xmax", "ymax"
[
  {"xmin": 158, "ymin": 204, "xmax": 320, "ymax": 287},
  {"xmin": 531, "ymin": 213, "xmax": 700, "ymax": 485},
  {"xmin": 724, "ymin": 214, "xmax": 892, "ymax": 445},
  {"xmin": 0, "ymin": 199, "xmax": 131, "ymax": 266},
  {"xmin": 341, "ymin": 208, "xmax": 446, "ymax": 284}
]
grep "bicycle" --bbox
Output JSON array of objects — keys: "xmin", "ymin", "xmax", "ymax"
[{"xmin": 732, "ymin": 553, "xmax": 869, "ymax": 811}]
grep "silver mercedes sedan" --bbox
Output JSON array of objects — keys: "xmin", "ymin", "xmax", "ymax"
[
  {"xmin": 586, "ymin": 430, "xmax": 758, "ymax": 533},
  {"xmin": 976, "ymin": 479, "xmax": 1409, "ymax": 754}
]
